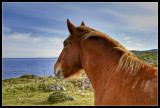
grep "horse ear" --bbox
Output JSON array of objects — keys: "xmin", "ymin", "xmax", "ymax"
[
  {"xmin": 67, "ymin": 19, "xmax": 76, "ymax": 34},
  {"xmin": 81, "ymin": 21, "xmax": 85, "ymax": 26}
]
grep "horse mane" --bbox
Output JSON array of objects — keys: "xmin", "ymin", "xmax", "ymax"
[{"xmin": 76, "ymin": 26, "xmax": 146, "ymax": 74}]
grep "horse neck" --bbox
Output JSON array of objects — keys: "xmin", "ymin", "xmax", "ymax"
[{"xmin": 80, "ymin": 38, "xmax": 123, "ymax": 89}]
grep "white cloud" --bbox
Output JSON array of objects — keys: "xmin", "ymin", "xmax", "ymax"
[
  {"xmin": 5, "ymin": 32, "xmax": 41, "ymax": 44},
  {"xmin": 49, "ymin": 37, "xmax": 64, "ymax": 44},
  {"xmin": 126, "ymin": 41, "xmax": 132, "ymax": 44},
  {"xmin": 32, "ymin": 37, "xmax": 41, "ymax": 43},
  {"xmin": 3, "ymin": 27, "xmax": 12, "ymax": 33},
  {"xmin": 101, "ymin": 2, "xmax": 158, "ymax": 32},
  {"xmin": 34, "ymin": 27, "xmax": 68, "ymax": 36},
  {"xmin": 124, "ymin": 43, "xmax": 144, "ymax": 51},
  {"xmin": 11, "ymin": 32, "xmax": 31, "ymax": 40},
  {"xmin": 123, "ymin": 36, "xmax": 131, "ymax": 40},
  {"xmin": 136, "ymin": 2, "xmax": 158, "ymax": 12},
  {"xmin": 135, "ymin": 43, "xmax": 144, "ymax": 47},
  {"xmin": 2, "ymin": 32, "xmax": 64, "ymax": 58},
  {"xmin": 126, "ymin": 15, "xmax": 158, "ymax": 31}
]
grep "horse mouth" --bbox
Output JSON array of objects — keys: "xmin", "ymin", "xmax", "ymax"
[
  {"xmin": 56, "ymin": 70, "xmax": 61, "ymax": 78},
  {"xmin": 54, "ymin": 69, "xmax": 65, "ymax": 79}
]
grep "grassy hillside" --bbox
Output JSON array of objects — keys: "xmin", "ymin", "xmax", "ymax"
[
  {"xmin": 134, "ymin": 51, "xmax": 158, "ymax": 68},
  {"xmin": 2, "ymin": 51, "xmax": 158, "ymax": 106},
  {"xmin": 2, "ymin": 74, "xmax": 94, "ymax": 106}
]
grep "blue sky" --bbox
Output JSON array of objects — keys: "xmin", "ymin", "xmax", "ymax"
[{"xmin": 2, "ymin": 2, "xmax": 158, "ymax": 58}]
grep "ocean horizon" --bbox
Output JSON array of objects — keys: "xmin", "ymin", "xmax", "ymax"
[{"xmin": 2, "ymin": 57, "xmax": 58, "ymax": 80}]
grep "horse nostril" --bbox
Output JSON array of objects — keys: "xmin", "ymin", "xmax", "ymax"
[
  {"xmin": 57, "ymin": 70, "xmax": 61, "ymax": 75},
  {"xmin": 56, "ymin": 70, "xmax": 61, "ymax": 79},
  {"xmin": 54, "ymin": 69, "xmax": 64, "ymax": 79}
]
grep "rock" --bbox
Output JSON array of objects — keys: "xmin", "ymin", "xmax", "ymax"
[
  {"xmin": 77, "ymin": 89, "xmax": 81, "ymax": 92},
  {"xmin": 81, "ymin": 74, "xmax": 92, "ymax": 89},
  {"xmin": 32, "ymin": 76, "xmax": 39, "ymax": 79},
  {"xmin": 68, "ymin": 95, "xmax": 76, "ymax": 100},
  {"xmin": 51, "ymin": 87, "xmax": 56, "ymax": 91},
  {"xmin": 60, "ymin": 86, "xmax": 66, "ymax": 91},
  {"xmin": 54, "ymin": 83, "xmax": 60, "ymax": 87},
  {"xmin": 49, "ymin": 86, "xmax": 54, "ymax": 91},
  {"xmin": 18, "ymin": 98, "xmax": 21, "ymax": 101},
  {"xmin": 80, "ymin": 93, "xmax": 85, "ymax": 96},
  {"xmin": 49, "ymin": 85, "xmax": 56, "ymax": 91},
  {"xmin": 87, "ymin": 94, "xmax": 92, "ymax": 97},
  {"xmin": 49, "ymin": 85, "xmax": 53, "ymax": 89},
  {"xmin": 49, "ymin": 83, "xmax": 66, "ymax": 91},
  {"xmin": 81, "ymin": 84, "xmax": 85, "ymax": 89},
  {"xmin": 56, "ymin": 86, "xmax": 61, "ymax": 90},
  {"xmin": 49, "ymin": 93, "xmax": 53, "ymax": 95},
  {"xmin": 49, "ymin": 75, "xmax": 52, "ymax": 78},
  {"xmin": 74, "ymin": 82, "xmax": 78, "ymax": 86}
]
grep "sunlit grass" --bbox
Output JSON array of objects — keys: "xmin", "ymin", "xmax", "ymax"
[{"xmin": 2, "ymin": 75, "xmax": 94, "ymax": 106}]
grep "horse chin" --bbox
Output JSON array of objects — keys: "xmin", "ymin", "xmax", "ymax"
[
  {"xmin": 55, "ymin": 71, "xmax": 65, "ymax": 79},
  {"xmin": 58, "ymin": 74, "xmax": 65, "ymax": 79}
]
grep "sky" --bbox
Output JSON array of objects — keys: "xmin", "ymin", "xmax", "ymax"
[{"xmin": 2, "ymin": 2, "xmax": 158, "ymax": 58}]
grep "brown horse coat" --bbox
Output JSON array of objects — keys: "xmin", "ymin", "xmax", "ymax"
[{"xmin": 54, "ymin": 19, "xmax": 158, "ymax": 106}]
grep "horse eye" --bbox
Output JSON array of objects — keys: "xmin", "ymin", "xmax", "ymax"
[{"xmin": 64, "ymin": 44, "xmax": 67, "ymax": 48}]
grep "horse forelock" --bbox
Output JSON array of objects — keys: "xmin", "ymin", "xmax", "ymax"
[{"xmin": 77, "ymin": 26, "xmax": 147, "ymax": 75}]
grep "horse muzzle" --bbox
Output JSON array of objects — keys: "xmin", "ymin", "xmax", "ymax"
[{"xmin": 54, "ymin": 63, "xmax": 65, "ymax": 79}]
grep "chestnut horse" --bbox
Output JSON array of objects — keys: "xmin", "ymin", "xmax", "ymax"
[{"xmin": 54, "ymin": 19, "xmax": 158, "ymax": 106}]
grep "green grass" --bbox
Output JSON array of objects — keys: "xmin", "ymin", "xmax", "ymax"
[{"xmin": 2, "ymin": 75, "xmax": 94, "ymax": 106}]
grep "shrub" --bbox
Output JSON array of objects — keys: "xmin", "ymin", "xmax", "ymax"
[
  {"xmin": 48, "ymin": 91, "xmax": 68, "ymax": 103},
  {"xmin": 19, "ymin": 74, "xmax": 39, "ymax": 79}
]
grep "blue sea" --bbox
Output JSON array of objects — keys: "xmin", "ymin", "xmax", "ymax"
[{"xmin": 2, "ymin": 58, "xmax": 58, "ymax": 80}]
